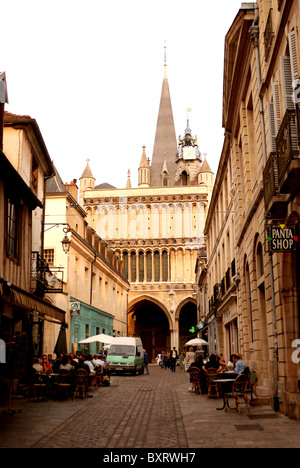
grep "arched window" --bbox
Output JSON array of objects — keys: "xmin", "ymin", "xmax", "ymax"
[
  {"xmin": 131, "ymin": 251, "xmax": 137, "ymax": 282},
  {"xmin": 123, "ymin": 251, "xmax": 128, "ymax": 279},
  {"xmin": 256, "ymin": 242, "xmax": 264, "ymax": 278},
  {"xmin": 154, "ymin": 251, "xmax": 160, "ymax": 282},
  {"xmin": 245, "ymin": 260, "xmax": 254, "ymax": 342},
  {"xmin": 181, "ymin": 171, "xmax": 188, "ymax": 186},
  {"xmin": 146, "ymin": 251, "xmax": 152, "ymax": 282},
  {"xmin": 139, "ymin": 251, "xmax": 144, "ymax": 282},
  {"xmin": 162, "ymin": 250, "xmax": 168, "ymax": 282}
]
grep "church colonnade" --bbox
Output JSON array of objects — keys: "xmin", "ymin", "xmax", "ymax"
[
  {"xmin": 114, "ymin": 247, "xmax": 198, "ymax": 284},
  {"xmin": 86, "ymin": 201, "xmax": 207, "ymax": 241}
]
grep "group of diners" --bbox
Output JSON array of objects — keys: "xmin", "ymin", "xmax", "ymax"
[
  {"xmin": 187, "ymin": 351, "xmax": 249, "ymax": 394},
  {"xmin": 32, "ymin": 351, "xmax": 109, "ymax": 376}
]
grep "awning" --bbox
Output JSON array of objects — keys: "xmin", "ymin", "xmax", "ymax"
[{"xmin": 0, "ymin": 282, "xmax": 65, "ymax": 323}]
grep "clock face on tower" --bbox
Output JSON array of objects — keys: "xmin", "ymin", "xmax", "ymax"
[{"xmin": 183, "ymin": 146, "xmax": 196, "ymax": 160}]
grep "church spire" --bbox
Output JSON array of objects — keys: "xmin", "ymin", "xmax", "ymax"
[
  {"xmin": 126, "ymin": 169, "xmax": 132, "ymax": 189},
  {"xmin": 150, "ymin": 43, "xmax": 177, "ymax": 187},
  {"xmin": 138, "ymin": 145, "xmax": 150, "ymax": 187}
]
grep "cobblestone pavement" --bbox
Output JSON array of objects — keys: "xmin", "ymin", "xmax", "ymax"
[{"xmin": 0, "ymin": 364, "xmax": 299, "ymax": 449}]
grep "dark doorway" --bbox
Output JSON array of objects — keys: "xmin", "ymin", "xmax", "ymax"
[
  {"xmin": 178, "ymin": 302, "xmax": 197, "ymax": 352},
  {"xmin": 131, "ymin": 300, "xmax": 170, "ymax": 362}
]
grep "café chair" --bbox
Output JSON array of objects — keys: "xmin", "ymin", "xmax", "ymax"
[
  {"xmin": 206, "ymin": 368, "xmax": 220, "ymax": 399},
  {"xmin": 244, "ymin": 370, "xmax": 258, "ymax": 402},
  {"xmin": 224, "ymin": 374, "xmax": 249, "ymax": 414},
  {"xmin": 54, "ymin": 370, "xmax": 72, "ymax": 400},
  {"xmin": 29, "ymin": 371, "xmax": 48, "ymax": 402},
  {"xmin": 188, "ymin": 367, "xmax": 202, "ymax": 394},
  {"xmin": 95, "ymin": 366, "xmax": 104, "ymax": 389},
  {"xmin": 73, "ymin": 369, "xmax": 89, "ymax": 399}
]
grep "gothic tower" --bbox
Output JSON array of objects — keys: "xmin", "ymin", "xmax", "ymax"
[{"xmin": 150, "ymin": 47, "xmax": 178, "ymax": 187}]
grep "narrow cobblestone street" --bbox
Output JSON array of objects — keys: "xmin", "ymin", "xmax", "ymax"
[{"xmin": 1, "ymin": 365, "xmax": 299, "ymax": 451}]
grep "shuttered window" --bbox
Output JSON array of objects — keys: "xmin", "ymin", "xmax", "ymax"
[
  {"xmin": 272, "ymin": 81, "xmax": 281, "ymax": 134},
  {"xmin": 7, "ymin": 197, "xmax": 19, "ymax": 259},
  {"xmin": 267, "ymin": 101, "xmax": 276, "ymax": 153}
]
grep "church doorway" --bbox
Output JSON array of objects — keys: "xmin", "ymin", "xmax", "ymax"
[
  {"xmin": 128, "ymin": 299, "xmax": 170, "ymax": 363},
  {"xmin": 178, "ymin": 301, "xmax": 197, "ymax": 352}
]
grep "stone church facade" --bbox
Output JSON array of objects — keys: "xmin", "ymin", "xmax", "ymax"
[{"xmin": 79, "ymin": 59, "xmax": 213, "ymax": 360}]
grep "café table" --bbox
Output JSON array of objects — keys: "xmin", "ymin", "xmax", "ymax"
[{"xmin": 213, "ymin": 376, "xmax": 237, "ymax": 410}]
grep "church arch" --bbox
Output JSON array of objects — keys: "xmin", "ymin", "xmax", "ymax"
[{"xmin": 128, "ymin": 295, "xmax": 172, "ymax": 361}]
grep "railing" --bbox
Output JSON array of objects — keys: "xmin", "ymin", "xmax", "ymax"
[
  {"xmin": 264, "ymin": 109, "xmax": 300, "ymax": 207},
  {"xmin": 263, "ymin": 152, "xmax": 278, "ymax": 207},
  {"xmin": 275, "ymin": 109, "xmax": 299, "ymax": 183}
]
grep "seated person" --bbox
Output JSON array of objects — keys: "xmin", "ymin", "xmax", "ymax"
[
  {"xmin": 41, "ymin": 354, "xmax": 51, "ymax": 373},
  {"xmin": 189, "ymin": 354, "xmax": 204, "ymax": 371},
  {"xmin": 232, "ymin": 354, "xmax": 246, "ymax": 374},
  {"xmin": 32, "ymin": 358, "xmax": 43, "ymax": 373},
  {"xmin": 202, "ymin": 354, "xmax": 223, "ymax": 374},
  {"xmin": 59, "ymin": 354, "xmax": 74, "ymax": 372}
]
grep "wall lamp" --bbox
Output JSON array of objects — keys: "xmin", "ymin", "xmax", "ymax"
[{"xmin": 44, "ymin": 223, "xmax": 71, "ymax": 254}]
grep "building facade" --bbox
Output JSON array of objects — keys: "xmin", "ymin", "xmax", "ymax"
[
  {"xmin": 43, "ymin": 169, "xmax": 130, "ymax": 356},
  {"xmin": 201, "ymin": 1, "xmax": 300, "ymax": 420},
  {"xmin": 0, "ymin": 109, "xmax": 66, "ymax": 392},
  {"xmin": 80, "ymin": 60, "xmax": 214, "ymax": 361}
]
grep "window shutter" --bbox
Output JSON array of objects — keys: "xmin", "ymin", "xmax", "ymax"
[
  {"xmin": 288, "ymin": 30, "xmax": 299, "ymax": 83},
  {"xmin": 272, "ymin": 81, "xmax": 281, "ymax": 134},
  {"xmin": 280, "ymin": 55, "xmax": 294, "ymax": 111},
  {"xmin": 267, "ymin": 101, "xmax": 276, "ymax": 153}
]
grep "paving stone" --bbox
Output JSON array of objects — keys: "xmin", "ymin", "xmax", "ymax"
[{"xmin": 0, "ymin": 365, "xmax": 299, "ymax": 449}]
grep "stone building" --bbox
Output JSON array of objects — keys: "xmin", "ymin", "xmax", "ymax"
[
  {"xmin": 201, "ymin": 1, "xmax": 300, "ymax": 420},
  {"xmin": 43, "ymin": 168, "xmax": 130, "ymax": 356},
  {"xmin": 80, "ymin": 58, "xmax": 214, "ymax": 361}
]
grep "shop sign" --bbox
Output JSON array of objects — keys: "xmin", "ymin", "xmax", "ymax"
[
  {"xmin": 268, "ymin": 225, "xmax": 298, "ymax": 251},
  {"xmin": 70, "ymin": 301, "xmax": 80, "ymax": 315}
]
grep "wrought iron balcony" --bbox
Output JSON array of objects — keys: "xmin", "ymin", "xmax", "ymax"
[
  {"xmin": 263, "ymin": 109, "xmax": 300, "ymax": 216},
  {"xmin": 31, "ymin": 251, "xmax": 64, "ymax": 297}
]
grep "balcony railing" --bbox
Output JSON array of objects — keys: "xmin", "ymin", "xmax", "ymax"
[
  {"xmin": 31, "ymin": 252, "xmax": 64, "ymax": 296},
  {"xmin": 264, "ymin": 109, "xmax": 300, "ymax": 209},
  {"xmin": 276, "ymin": 109, "xmax": 299, "ymax": 182},
  {"xmin": 263, "ymin": 152, "xmax": 278, "ymax": 207}
]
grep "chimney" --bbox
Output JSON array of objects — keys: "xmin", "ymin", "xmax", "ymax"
[
  {"xmin": 65, "ymin": 179, "xmax": 78, "ymax": 203},
  {"xmin": 0, "ymin": 72, "xmax": 9, "ymax": 152}
]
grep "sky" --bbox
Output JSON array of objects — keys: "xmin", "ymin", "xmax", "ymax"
[{"xmin": 2, "ymin": 0, "xmax": 247, "ymax": 189}]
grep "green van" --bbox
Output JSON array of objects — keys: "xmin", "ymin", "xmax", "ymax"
[{"xmin": 107, "ymin": 337, "xmax": 144, "ymax": 375}]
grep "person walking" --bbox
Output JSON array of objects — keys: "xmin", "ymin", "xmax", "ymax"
[
  {"xmin": 170, "ymin": 347, "xmax": 178, "ymax": 372},
  {"xmin": 143, "ymin": 349, "xmax": 149, "ymax": 375}
]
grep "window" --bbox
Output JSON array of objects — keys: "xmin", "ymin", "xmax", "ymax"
[
  {"xmin": 44, "ymin": 248, "xmax": 55, "ymax": 266},
  {"xmin": 181, "ymin": 171, "xmax": 188, "ymax": 186},
  {"xmin": 7, "ymin": 197, "xmax": 19, "ymax": 259}
]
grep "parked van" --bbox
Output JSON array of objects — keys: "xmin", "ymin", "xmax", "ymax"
[{"xmin": 107, "ymin": 337, "xmax": 144, "ymax": 375}]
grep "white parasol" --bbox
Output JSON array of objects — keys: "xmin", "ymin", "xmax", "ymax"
[
  {"xmin": 79, "ymin": 333, "xmax": 115, "ymax": 344},
  {"xmin": 185, "ymin": 338, "xmax": 208, "ymax": 346}
]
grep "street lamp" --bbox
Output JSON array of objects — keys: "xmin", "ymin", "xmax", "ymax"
[
  {"xmin": 44, "ymin": 223, "xmax": 71, "ymax": 254},
  {"xmin": 61, "ymin": 231, "xmax": 71, "ymax": 254}
]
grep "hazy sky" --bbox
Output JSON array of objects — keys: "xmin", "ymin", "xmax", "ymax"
[{"xmin": 2, "ymin": 0, "xmax": 246, "ymax": 189}]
